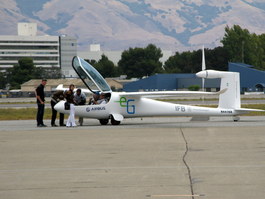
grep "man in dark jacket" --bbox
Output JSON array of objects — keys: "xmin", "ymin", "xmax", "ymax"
[
  {"xmin": 35, "ymin": 79, "xmax": 47, "ymax": 127},
  {"xmin": 50, "ymin": 90, "xmax": 65, "ymax": 127}
]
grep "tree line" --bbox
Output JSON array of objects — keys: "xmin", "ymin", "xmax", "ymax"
[
  {"xmin": 0, "ymin": 58, "xmax": 61, "ymax": 89},
  {"xmin": 1, "ymin": 24, "xmax": 265, "ymax": 89},
  {"xmin": 88, "ymin": 25, "xmax": 265, "ymax": 78}
]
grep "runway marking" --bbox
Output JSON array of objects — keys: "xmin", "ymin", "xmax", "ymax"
[{"xmin": 147, "ymin": 194, "xmax": 203, "ymax": 197}]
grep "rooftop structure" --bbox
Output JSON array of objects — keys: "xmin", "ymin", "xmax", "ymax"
[
  {"xmin": 0, "ymin": 23, "xmax": 77, "ymax": 78},
  {"xmin": 0, "ymin": 35, "xmax": 60, "ymax": 69}
]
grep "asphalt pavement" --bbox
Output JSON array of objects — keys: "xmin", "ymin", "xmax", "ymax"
[{"xmin": 0, "ymin": 117, "xmax": 265, "ymax": 199}]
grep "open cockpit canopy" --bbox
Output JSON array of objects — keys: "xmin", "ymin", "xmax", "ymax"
[{"xmin": 72, "ymin": 56, "xmax": 112, "ymax": 93}]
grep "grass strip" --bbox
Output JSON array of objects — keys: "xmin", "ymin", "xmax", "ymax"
[{"xmin": 0, "ymin": 108, "xmax": 52, "ymax": 120}]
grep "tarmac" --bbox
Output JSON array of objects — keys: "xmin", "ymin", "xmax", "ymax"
[{"xmin": 0, "ymin": 117, "xmax": 265, "ymax": 199}]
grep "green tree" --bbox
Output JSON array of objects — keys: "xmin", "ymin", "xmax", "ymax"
[
  {"xmin": 188, "ymin": 85, "xmax": 200, "ymax": 91},
  {"xmin": 85, "ymin": 56, "xmax": 121, "ymax": 78},
  {"xmin": 0, "ymin": 72, "xmax": 7, "ymax": 89},
  {"xmin": 85, "ymin": 59, "xmax": 97, "ymax": 66},
  {"xmin": 94, "ymin": 55, "xmax": 119, "ymax": 78},
  {"xmin": 221, "ymin": 25, "xmax": 253, "ymax": 63},
  {"xmin": 34, "ymin": 66, "xmax": 62, "ymax": 79},
  {"xmin": 252, "ymin": 33, "xmax": 265, "ymax": 70},
  {"xmin": 164, "ymin": 50, "xmax": 200, "ymax": 73},
  {"xmin": 164, "ymin": 47, "xmax": 229, "ymax": 73},
  {"xmin": 164, "ymin": 52, "xmax": 185, "ymax": 73},
  {"xmin": 206, "ymin": 47, "xmax": 229, "ymax": 71},
  {"xmin": 6, "ymin": 57, "xmax": 62, "ymax": 89},
  {"xmin": 7, "ymin": 57, "xmax": 36, "ymax": 89},
  {"xmin": 118, "ymin": 44, "xmax": 163, "ymax": 78},
  {"xmin": 259, "ymin": 34, "xmax": 265, "ymax": 69},
  {"xmin": 221, "ymin": 25, "xmax": 265, "ymax": 69}
]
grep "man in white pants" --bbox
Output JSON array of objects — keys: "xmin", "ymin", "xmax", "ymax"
[
  {"xmin": 64, "ymin": 84, "xmax": 76, "ymax": 127},
  {"xmin": 67, "ymin": 103, "xmax": 76, "ymax": 127}
]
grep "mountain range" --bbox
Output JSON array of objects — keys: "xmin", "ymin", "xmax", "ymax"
[{"xmin": 1, "ymin": 0, "xmax": 265, "ymax": 51}]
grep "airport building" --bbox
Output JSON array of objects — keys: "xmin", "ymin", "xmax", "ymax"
[
  {"xmin": 0, "ymin": 23, "xmax": 77, "ymax": 77},
  {"xmin": 0, "ymin": 35, "xmax": 60, "ymax": 69},
  {"xmin": 123, "ymin": 73, "xmax": 220, "ymax": 92},
  {"xmin": 59, "ymin": 35, "xmax": 77, "ymax": 77},
  {"xmin": 229, "ymin": 62, "xmax": 265, "ymax": 93},
  {"xmin": 124, "ymin": 62, "xmax": 265, "ymax": 93}
]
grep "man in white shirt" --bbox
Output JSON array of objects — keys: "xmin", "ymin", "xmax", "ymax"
[
  {"xmin": 96, "ymin": 93, "xmax": 107, "ymax": 104},
  {"xmin": 74, "ymin": 89, "xmax": 86, "ymax": 126}
]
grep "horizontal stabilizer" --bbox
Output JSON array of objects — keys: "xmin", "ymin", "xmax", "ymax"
[{"xmin": 235, "ymin": 108, "xmax": 265, "ymax": 113}]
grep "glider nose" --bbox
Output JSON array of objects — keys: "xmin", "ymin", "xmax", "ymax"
[{"xmin": 54, "ymin": 101, "xmax": 65, "ymax": 113}]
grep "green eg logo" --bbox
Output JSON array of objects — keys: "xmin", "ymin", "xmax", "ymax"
[{"xmin": 116, "ymin": 97, "xmax": 135, "ymax": 114}]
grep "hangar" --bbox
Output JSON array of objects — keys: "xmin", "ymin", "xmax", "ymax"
[
  {"xmin": 124, "ymin": 73, "xmax": 220, "ymax": 92},
  {"xmin": 229, "ymin": 62, "xmax": 265, "ymax": 93},
  {"xmin": 124, "ymin": 62, "xmax": 265, "ymax": 93}
]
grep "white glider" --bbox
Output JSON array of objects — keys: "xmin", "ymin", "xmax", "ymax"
[{"xmin": 54, "ymin": 56, "xmax": 264, "ymax": 125}]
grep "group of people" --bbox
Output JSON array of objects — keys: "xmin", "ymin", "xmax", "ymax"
[
  {"xmin": 35, "ymin": 80, "xmax": 107, "ymax": 128},
  {"xmin": 62, "ymin": 84, "xmax": 86, "ymax": 127}
]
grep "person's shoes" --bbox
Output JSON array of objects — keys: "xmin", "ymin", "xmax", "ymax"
[
  {"xmin": 60, "ymin": 124, "xmax": 66, "ymax": 126},
  {"xmin": 51, "ymin": 124, "xmax": 58, "ymax": 127},
  {"xmin": 66, "ymin": 125, "xmax": 77, "ymax": 127},
  {"xmin": 37, "ymin": 124, "xmax": 47, "ymax": 127}
]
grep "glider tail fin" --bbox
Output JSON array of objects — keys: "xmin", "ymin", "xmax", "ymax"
[
  {"xmin": 196, "ymin": 70, "xmax": 241, "ymax": 109},
  {"xmin": 218, "ymin": 72, "xmax": 241, "ymax": 109}
]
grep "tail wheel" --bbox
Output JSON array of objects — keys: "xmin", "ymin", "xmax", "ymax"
[
  {"xmin": 99, "ymin": 119, "xmax": 109, "ymax": 125},
  {"xmin": 111, "ymin": 115, "xmax": 121, "ymax": 125},
  {"xmin": 233, "ymin": 116, "xmax": 240, "ymax": 122}
]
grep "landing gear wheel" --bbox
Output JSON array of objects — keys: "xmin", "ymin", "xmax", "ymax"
[
  {"xmin": 233, "ymin": 116, "xmax": 240, "ymax": 122},
  {"xmin": 111, "ymin": 116, "xmax": 121, "ymax": 125},
  {"xmin": 99, "ymin": 119, "xmax": 109, "ymax": 125}
]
